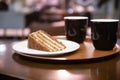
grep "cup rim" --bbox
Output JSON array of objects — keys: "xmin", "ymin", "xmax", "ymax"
[
  {"xmin": 64, "ymin": 16, "xmax": 88, "ymax": 19},
  {"xmin": 91, "ymin": 19, "xmax": 119, "ymax": 22}
]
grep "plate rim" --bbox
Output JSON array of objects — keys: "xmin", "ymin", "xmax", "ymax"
[{"xmin": 12, "ymin": 39, "xmax": 80, "ymax": 56}]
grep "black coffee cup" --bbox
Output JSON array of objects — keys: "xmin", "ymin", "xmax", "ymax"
[
  {"xmin": 64, "ymin": 16, "xmax": 88, "ymax": 43},
  {"xmin": 91, "ymin": 19, "xmax": 119, "ymax": 50}
]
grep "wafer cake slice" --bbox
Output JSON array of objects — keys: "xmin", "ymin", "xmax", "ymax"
[{"xmin": 28, "ymin": 30, "xmax": 66, "ymax": 52}]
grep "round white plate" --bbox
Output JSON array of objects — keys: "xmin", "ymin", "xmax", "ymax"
[{"xmin": 12, "ymin": 39, "xmax": 80, "ymax": 56}]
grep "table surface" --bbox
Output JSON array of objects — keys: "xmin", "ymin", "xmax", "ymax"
[{"xmin": 0, "ymin": 37, "xmax": 120, "ymax": 80}]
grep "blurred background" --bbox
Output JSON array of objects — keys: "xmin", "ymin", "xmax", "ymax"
[{"xmin": 0, "ymin": 0, "xmax": 120, "ymax": 39}]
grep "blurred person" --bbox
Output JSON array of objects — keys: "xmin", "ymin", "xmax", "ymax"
[
  {"xmin": 9, "ymin": 0, "xmax": 32, "ymax": 13},
  {"xmin": 75, "ymin": 0, "xmax": 95, "ymax": 12},
  {"xmin": 31, "ymin": 0, "xmax": 47, "ymax": 12},
  {"xmin": 75, "ymin": 0, "xmax": 96, "ymax": 26},
  {"xmin": 12, "ymin": 0, "xmax": 24, "ymax": 13},
  {"xmin": 97, "ymin": 0, "xmax": 120, "ymax": 19},
  {"xmin": 46, "ymin": 0, "xmax": 59, "ymax": 7},
  {"xmin": 5, "ymin": 0, "xmax": 11, "ymax": 4},
  {"xmin": 25, "ymin": 0, "xmax": 63, "ymax": 26},
  {"xmin": 25, "ymin": 0, "xmax": 47, "ymax": 26}
]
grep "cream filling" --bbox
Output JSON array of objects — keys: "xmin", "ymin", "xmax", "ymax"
[
  {"xmin": 30, "ymin": 30, "xmax": 66, "ymax": 52},
  {"xmin": 34, "ymin": 33, "xmax": 59, "ymax": 51},
  {"xmin": 38, "ymin": 33, "xmax": 61, "ymax": 49},
  {"xmin": 31, "ymin": 34, "xmax": 56, "ymax": 52},
  {"xmin": 39, "ymin": 31, "xmax": 65, "ymax": 49}
]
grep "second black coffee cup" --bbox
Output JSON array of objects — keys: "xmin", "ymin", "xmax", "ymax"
[{"xmin": 91, "ymin": 19, "xmax": 119, "ymax": 50}]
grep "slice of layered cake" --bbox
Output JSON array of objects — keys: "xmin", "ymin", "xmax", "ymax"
[{"xmin": 28, "ymin": 30, "xmax": 66, "ymax": 52}]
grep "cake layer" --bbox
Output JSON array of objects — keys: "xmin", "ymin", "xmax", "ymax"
[{"xmin": 28, "ymin": 30, "xmax": 66, "ymax": 52}]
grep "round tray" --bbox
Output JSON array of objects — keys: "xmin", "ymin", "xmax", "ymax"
[{"xmin": 14, "ymin": 38, "xmax": 120, "ymax": 62}]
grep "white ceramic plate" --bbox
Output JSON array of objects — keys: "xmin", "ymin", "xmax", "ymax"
[{"xmin": 12, "ymin": 39, "xmax": 80, "ymax": 56}]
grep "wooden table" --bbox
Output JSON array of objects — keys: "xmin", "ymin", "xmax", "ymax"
[{"xmin": 0, "ymin": 37, "xmax": 120, "ymax": 80}]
